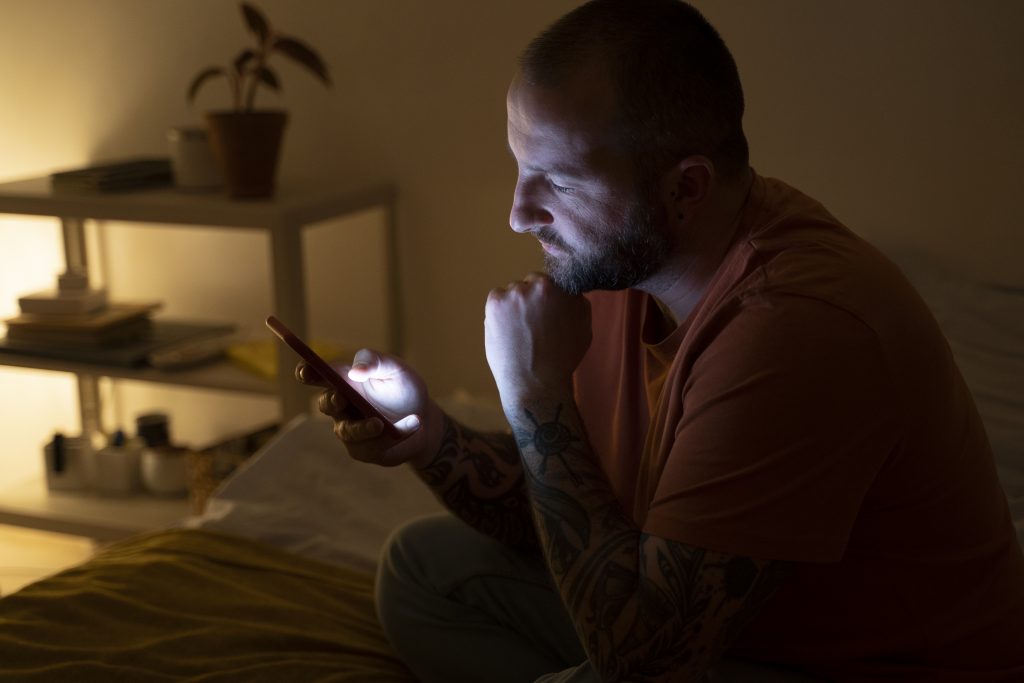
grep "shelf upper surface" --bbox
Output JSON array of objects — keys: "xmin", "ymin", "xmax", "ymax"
[
  {"xmin": 0, "ymin": 176, "xmax": 395, "ymax": 229},
  {"xmin": 0, "ymin": 476, "xmax": 190, "ymax": 541}
]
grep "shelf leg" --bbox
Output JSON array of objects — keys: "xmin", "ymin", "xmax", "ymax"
[
  {"xmin": 269, "ymin": 220, "xmax": 310, "ymax": 422},
  {"xmin": 76, "ymin": 373, "xmax": 103, "ymax": 442},
  {"xmin": 60, "ymin": 217, "xmax": 89, "ymax": 285},
  {"xmin": 58, "ymin": 218, "xmax": 106, "ymax": 449}
]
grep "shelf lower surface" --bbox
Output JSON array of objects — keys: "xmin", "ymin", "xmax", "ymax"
[
  {"xmin": 0, "ymin": 351, "xmax": 277, "ymax": 395},
  {"xmin": 0, "ymin": 476, "xmax": 191, "ymax": 542}
]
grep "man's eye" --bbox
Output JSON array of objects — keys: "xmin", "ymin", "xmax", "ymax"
[{"xmin": 550, "ymin": 180, "xmax": 574, "ymax": 195}]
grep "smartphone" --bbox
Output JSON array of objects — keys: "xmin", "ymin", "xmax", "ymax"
[{"xmin": 265, "ymin": 315, "xmax": 402, "ymax": 439}]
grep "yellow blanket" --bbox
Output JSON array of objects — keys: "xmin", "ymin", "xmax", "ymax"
[{"xmin": 0, "ymin": 529, "xmax": 416, "ymax": 682}]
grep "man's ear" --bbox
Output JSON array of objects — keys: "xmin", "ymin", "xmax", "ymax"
[{"xmin": 661, "ymin": 156, "xmax": 714, "ymax": 222}]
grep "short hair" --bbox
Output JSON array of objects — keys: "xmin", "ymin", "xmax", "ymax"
[{"xmin": 520, "ymin": 0, "xmax": 749, "ymax": 182}]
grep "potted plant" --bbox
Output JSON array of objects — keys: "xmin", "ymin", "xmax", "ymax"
[{"xmin": 187, "ymin": 2, "xmax": 330, "ymax": 198}]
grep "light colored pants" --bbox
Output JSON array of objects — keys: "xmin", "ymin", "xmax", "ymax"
[{"xmin": 375, "ymin": 514, "xmax": 819, "ymax": 683}]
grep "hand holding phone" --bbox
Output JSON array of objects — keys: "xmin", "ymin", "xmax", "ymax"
[{"xmin": 265, "ymin": 315, "xmax": 403, "ymax": 439}]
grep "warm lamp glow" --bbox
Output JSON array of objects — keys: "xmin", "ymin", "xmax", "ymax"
[
  {"xmin": 0, "ymin": 215, "xmax": 66, "ymax": 321},
  {"xmin": 0, "ymin": 217, "xmax": 81, "ymax": 485}
]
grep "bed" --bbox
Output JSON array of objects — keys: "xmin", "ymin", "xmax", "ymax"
[
  {"xmin": 0, "ymin": 251, "xmax": 1021, "ymax": 681},
  {"xmin": 0, "ymin": 400, "xmax": 481, "ymax": 681}
]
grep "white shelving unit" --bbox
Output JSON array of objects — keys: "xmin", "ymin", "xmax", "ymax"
[
  {"xmin": 0, "ymin": 476, "xmax": 191, "ymax": 543},
  {"xmin": 0, "ymin": 175, "xmax": 400, "ymax": 540}
]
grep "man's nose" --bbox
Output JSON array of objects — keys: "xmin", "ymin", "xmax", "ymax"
[{"xmin": 509, "ymin": 178, "xmax": 553, "ymax": 234}]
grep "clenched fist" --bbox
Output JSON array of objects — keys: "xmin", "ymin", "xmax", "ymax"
[{"xmin": 484, "ymin": 272, "xmax": 592, "ymax": 406}]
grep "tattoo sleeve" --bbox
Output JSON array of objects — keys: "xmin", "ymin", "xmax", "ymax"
[
  {"xmin": 508, "ymin": 395, "xmax": 786, "ymax": 682},
  {"xmin": 413, "ymin": 412, "xmax": 538, "ymax": 552}
]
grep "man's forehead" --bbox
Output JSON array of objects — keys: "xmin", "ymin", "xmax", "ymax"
[{"xmin": 506, "ymin": 68, "xmax": 620, "ymax": 154}]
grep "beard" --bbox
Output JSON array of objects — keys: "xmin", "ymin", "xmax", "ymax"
[{"xmin": 540, "ymin": 192, "xmax": 672, "ymax": 295}]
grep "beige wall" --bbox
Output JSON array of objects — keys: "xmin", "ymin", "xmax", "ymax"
[{"xmin": 1, "ymin": 1, "xmax": 1021, "ymax": 477}]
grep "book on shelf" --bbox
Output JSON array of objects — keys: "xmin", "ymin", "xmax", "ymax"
[
  {"xmin": 50, "ymin": 157, "xmax": 173, "ymax": 193},
  {"xmin": 6, "ymin": 318, "xmax": 152, "ymax": 347},
  {"xmin": 0, "ymin": 319, "xmax": 236, "ymax": 368},
  {"xmin": 18, "ymin": 288, "xmax": 109, "ymax": 316},
  {"xmin": 4, "ymin": 302, "xmax": 161, "ymax": 346}
]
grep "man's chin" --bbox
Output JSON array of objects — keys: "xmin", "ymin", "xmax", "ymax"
[
  {"xmin": 545, "ymin": 256, "xmax": 649, "ymax": 295},
  {"xmin": 543, "ymin": 256, "xmax": 584, "ymax": 295}
]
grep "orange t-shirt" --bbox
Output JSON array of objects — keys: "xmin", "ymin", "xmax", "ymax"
[{"xmin": 574, "ymin": 173, "xmax": 1024, "ymax": 681}]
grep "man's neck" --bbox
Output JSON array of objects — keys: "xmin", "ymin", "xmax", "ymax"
[{"xmin": 642, "ymin": 167, "xmax": 754, "ymax": 324}]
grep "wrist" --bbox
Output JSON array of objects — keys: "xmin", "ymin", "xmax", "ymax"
[
  {"xmin": 408, "ymin": 400, "xmax": 447, "ymax": 470},
  {"xmin": 498, "ymin": 381, "xmax": 574, "ymax": 416}
]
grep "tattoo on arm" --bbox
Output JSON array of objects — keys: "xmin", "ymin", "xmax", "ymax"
[
  {"xmin": 415, "ymin": 413, "xmax": 538, "ymax": 551},
  {"xmin": 519, "ymin": 405, "xmax": 584, "ymax": 485},
  {"xmin": 508, "ymin": 398, "xmax": 788, "ymax": 681}
]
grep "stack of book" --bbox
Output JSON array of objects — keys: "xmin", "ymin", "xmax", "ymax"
[
  {"xmin": 1, "ymin": 271, "xmax": 232, "ymax": 368},
  {"xmin": 4, "ymin": 302, "xmax": 161, "ymax": 348}
]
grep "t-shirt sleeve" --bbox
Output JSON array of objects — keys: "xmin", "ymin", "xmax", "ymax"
[{"xmin": 642, "ymin": 294, "xmax": 900, "ymax": 562}]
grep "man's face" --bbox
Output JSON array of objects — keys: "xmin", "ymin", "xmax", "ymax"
[{"xmin": 506, "ymin": 72, "xmax": 671, "ymax": 294}]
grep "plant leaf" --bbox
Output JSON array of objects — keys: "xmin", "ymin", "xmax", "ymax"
[
  {"xmin": 256, "ymin": 66, "xmax": 281, "ymax": 91},
  {"xmin": 241, "ymin": 2, "xmax": 269, "ymax": 43},
  {"xmin": 233, "ymin": 49, "xmax": 256, "ymax": 76},
  {"xmin": 187, "ymin": 66, "xmax": 226, "ymax": 105},
  {"xmin": 273, "ymin": 36, "xmax": 331, "ymax": 85}
]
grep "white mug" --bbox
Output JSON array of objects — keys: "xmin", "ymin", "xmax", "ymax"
[{"xmin": 167, "ymin": 126, "xmax": 222, "ymax": 190}]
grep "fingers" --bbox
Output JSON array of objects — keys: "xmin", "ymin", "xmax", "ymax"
[
  {"xmin": 301, "ymin": 364, "xmax": 356, "ymax": 421},
  {"xmin": 332, "ymin": 414, "xmax": 420, "ymax": 443},
  {"xmin": 299, "ymin": 349, "xmax": 400, "ymax": 386},
  {"xmin": 523, "ymin": 270, "xmax": 548, "ymax": 284},
  {"xmin": 334, "ymin": 417, "xmax": 384, "ymax": 442},
  {"xmin": 295, "ymin": 360, "xmax": 318, "ymax": 385},
  {"xmin": 295, "ymin": 360, "xmax": 347, "ymax": 387},
  {"xmin": 489, "ymin": 272, "xmax": 556, "ymax": 297},
  {"xmin": 331, "ymin": 414, "xmax": 422, "ymax": 466},
  {"xmin": 317, "ymin": 388, "xmax": 351, "ymax": 418}
]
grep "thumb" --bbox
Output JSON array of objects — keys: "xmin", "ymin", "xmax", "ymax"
[
  {"xmin": 394, "ymin": 414, "xmax": 422, "ymax": 434},
  {"xmin": 348, "ymin": 348, "xmax": 400, "ymax": 382}
]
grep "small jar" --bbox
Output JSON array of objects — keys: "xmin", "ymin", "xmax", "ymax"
[
  {"xmin": 94, "ymin": 429, "xmax": 143, "ymax": 496},
  {"xmin": 43, "ymin": 432, "xmax": 92, "ymax": 492},
  {"xmin": 135, "ymin": 412, "xmax": 187, "ymax": 496},
  {"xmin": 136, "ymin": 412, "xmax": 171, "ymax": 448}
]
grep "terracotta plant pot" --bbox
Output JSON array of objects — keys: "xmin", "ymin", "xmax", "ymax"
[{"xmin": 205, "ymin": 110, "xmax": 288, "ymax": 199}]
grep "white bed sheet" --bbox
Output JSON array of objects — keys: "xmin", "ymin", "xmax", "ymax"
[
  {"xmin": 185, "ymin": 413, "xmax": 444, "ymax": 571},
  {"xmin": 184, "ymin": 392, "xmax": 509, "ymax": 571}
]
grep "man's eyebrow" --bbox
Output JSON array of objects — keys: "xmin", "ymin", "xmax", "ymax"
[
  {"xmin": 529, "ymin": 163, "xmax": 584, "ymax": 180},
  {"xmin": 506, "ymin": 144, "xmax": 583, "ymax": 179}
]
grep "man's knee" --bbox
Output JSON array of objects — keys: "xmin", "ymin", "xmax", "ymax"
[
  {"xmin": 375, "ymin": 513, "xmax": 552, "ymax": 638},
  {"xmin": 378, "ymin": 514, "xmax": 475, "ymax": 588},
  {"xmin": 375, "ymin": 514, "xmax": 480, "ymax": 634}
]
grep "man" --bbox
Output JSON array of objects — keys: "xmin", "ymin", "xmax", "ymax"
[{"xmin": 299, "ymin": 1, "xmax": 1024, "ymax": 681}]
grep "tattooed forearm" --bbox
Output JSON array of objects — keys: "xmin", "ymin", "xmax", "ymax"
[
  {"xmin": 506, "ymin": 396, "xmax": 786, "ymax": 682},
  {"xmin": 415, "ymin": 412, "xmax": 538, "ymax": 551}
]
